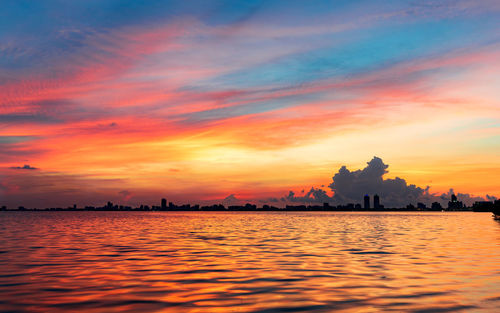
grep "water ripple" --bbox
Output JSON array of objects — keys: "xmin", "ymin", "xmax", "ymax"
[{"xmin": 0, "ymin": 211, "xmax": 499, "ymax": 312}]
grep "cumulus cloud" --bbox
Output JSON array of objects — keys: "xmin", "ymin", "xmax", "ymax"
[
  {"xmin": 119, "ymin": 190, "xmax": 133, "ymax": 201},
  {"xmin": 10, "ymin": 164, "xmax": 38, "ymax": 170},
  {"xmin": 222, "ymin": 194, "xmax": 240, "ymax": 205},
  {"xmin": 258, "ymin": 197, "xmax": 280, "ymax": 203},
  {"xmin": 486, "ymin": 194, "xmax": 498, "ymax": 201},
  {"xmin": 437, "ymin": 189, "xmax": 494, "ymax": 206},
  {"xmin": 282, "ymin": 188, "xmax": 332, "ymax": 204},
  {"xmin": 327, "ymin": 157, "xmax": 427, "ymax": 207},
  {"xmin": 283, "ymin": 156, "xmax": 494, "ymax": 207}
]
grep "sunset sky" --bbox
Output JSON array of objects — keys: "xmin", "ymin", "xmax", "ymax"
[{"xmin": 1, "ymin": 0, "xmax": 499, "ymax": 208}]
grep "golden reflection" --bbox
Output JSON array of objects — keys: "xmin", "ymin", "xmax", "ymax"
[{"xmin": 0, "ymin": 212, "xmax": 499, "ymax": 312}]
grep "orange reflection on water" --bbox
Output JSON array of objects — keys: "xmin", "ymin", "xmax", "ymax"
[{"xmin": 0, "ymin": 211, "xmax": 499, "ymax": 312}]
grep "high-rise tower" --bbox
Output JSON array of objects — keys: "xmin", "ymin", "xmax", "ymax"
[{"xmin": 364, "ymin": 195, "xmax": 370, "ymax": 210}]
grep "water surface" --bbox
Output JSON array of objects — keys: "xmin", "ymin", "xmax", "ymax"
[{"xmin": 0, "ymin": 211, "xmax": 499, "ymax": 312}]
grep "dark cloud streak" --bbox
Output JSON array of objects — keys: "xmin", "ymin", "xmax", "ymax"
[{"xmin": 10, "ymin": 164, "xmax": 38, "ymax": 170}]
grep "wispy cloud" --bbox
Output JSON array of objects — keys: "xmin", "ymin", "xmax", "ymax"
[{"xmin": 1, "ymin": 1, "xmax": 499, "ymax": 207}]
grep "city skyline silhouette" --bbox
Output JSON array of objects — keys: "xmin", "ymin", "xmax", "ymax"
[
  {"xmin": 1, "ymin": 1, "xmax": 499, "ymax": 211},
  {"xmin": 1, "ymin": 2, "xmax": 500, "ymax": 313},
  {"xmin": 1, "ymin": 156, "xmax": 498, "ymax": 209}
]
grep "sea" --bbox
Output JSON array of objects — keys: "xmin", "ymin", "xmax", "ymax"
[{"xmin": 0, "ymin": 211, "xmax": 499, "ymax": 312}]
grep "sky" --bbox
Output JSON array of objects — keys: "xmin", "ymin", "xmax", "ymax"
[{"xmin": 1, "ymin": 0, "xmax": 499, "ymax": 208}]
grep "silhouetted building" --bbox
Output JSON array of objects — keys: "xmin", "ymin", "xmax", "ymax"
[
  {"xmin": 285, "ymin": 205, "xmax": 307, "ymax": 210},
  {"xmin": 373, "ymin": 194, "xmax": 381, "ymax": 209},
  {"xmin": 161, "ymin": 198, "xmax": 167, "ymax": 210},
  {"xmin": 494, "ymin": 200, "xmax": 500, "ymax": 216},
  {"xmin": 364, "ymin": 195, "xmax": 370, "ymax": 209},
  {"xmin": 448, "ymin": 194, "xmax": 464, "ymax": 210},
  {"xmin": 417, "ymin": 202, "xmax": 427, "ymax": 210},
  {"xmin": 245, "ymin": 203, "xmax": 257, "ymax": 210},
  {"xmin": 472, "ymin": 201, "xmax": 493, "ymax": 212},
  {"xmin": 406, "ymin": 203, "xmax": 415, "ymax": 210},
  {"xmin": 431, "ymin": 202, "xmax": 443, "ymax": 211}
]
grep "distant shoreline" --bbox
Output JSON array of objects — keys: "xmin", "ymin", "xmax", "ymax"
[
  {"xmin": 0, "ymin": 208, "xmax": 481, "ymax": 212},
  {"xmin": 5, "ymin": 193, "xmax": 495, "ymax": 213},
  {"xmin": 3, "ymin": 198, "xmax": 497, "ymax": 212}
]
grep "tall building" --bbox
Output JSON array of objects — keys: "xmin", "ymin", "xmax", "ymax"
[
  {"xmin": 431, "ymin": 202, "xmax": 443, "ymax": 211},
  {"xmin": 448, "ymin": 194, "xmax": 463, "ymax": 210},
  {"xmin": 364, "ymin": 195, "xmax": 370, "ymax": 210},
  {"xmin": 161, "ymin": 198, "xmax": 167, "ymax": 210},
  {"xmin": 373, "ymin": 194, "xmax": 380, "ymax": 209}
]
